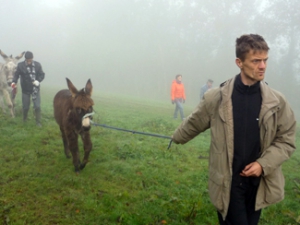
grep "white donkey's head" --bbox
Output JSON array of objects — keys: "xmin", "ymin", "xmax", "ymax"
[{"xmin": 0, "ymin": 50, "xmax": 25, "ymax": 85}]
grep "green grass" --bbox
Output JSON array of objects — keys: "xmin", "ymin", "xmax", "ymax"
[{"xmin": 0, "ymin": 87, "xmax": 299, "ymax": 225}]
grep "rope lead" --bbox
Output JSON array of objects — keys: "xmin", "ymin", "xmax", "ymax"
[{"xmin": 90, "ymin": 121, "xmax": 173, "ymax": 149}]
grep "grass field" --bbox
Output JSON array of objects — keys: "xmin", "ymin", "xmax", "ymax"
[{"xmin": 0, "ymin": 86, "xmax": 299, "ymax": 225}]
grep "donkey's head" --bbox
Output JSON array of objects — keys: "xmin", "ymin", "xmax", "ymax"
[
  {"xmin": 66, "ymin": 78, "xmax": 94, "ymax": 131},
  {"xmin": 0, "ymin": 50, "xmax": 25, "ymax": 85}
]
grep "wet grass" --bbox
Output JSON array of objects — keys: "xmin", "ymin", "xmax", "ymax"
[{"xmin": 0, "ymin": 87, "xmax": 299, "ymax": 225}]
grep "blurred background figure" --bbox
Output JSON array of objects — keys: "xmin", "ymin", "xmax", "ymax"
[
  {"xmin": 200, "ymin": 79, "xmax": 213, "ymax": 100},
  {"xmin": 171, "ymin": 74, "xmax": 186, "ymax": 121}
]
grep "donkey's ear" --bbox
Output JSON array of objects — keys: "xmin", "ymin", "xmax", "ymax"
[
  {"xmin": 15, "ymin": 51, "xmax": 25, "ymax": 60},
  {"xmin": 0, "ymin": 50, "xmax": 8, "ymax": 59},
  {"xmin": 66, "ymin": 78, "xmax": 78, "ymax": 97},
  {"xmin": 85, "ymin": 79, "xmax": 93, "ymax": 97}
]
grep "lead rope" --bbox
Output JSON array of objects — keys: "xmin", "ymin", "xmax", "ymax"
[{"xmin": 85, "ymin": 113, "xmax": 173, "ymax": 149}]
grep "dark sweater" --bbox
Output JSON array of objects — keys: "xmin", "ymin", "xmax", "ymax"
[{"xmin": 231, "ymin": 75, "xmax": 261, "ymax": 185}]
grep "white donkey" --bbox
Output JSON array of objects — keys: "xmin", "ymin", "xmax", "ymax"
[{"xmin": 0, "ymin": 50, "xmax": 25, "ymax": 117}]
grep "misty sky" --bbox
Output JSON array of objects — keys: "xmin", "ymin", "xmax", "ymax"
[{"xmin": 1, "ymin": 0, "xmax": 299, "ymax": 111}]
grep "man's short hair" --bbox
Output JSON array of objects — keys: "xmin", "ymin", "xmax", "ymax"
[
  {"xmin": 175, "ymin": 74, "xmax": 182, "ymax": 79},
  {"xmin": 236, "ymin": 34, "xmax": 269, "ymax": 61},
  {"xmin": 207, "ymin": 79, "xmax": 213, "ymax": 83},
  {"xmin": 25, "ymin": 51, "xmax": 34, "ymax": 59}
]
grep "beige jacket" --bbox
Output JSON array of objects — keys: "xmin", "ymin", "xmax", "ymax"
[{"xmin": 172, "ymin": 76, "xmax": 296, "ymax": 220}]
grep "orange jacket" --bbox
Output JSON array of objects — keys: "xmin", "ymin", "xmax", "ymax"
[{"xmin": 171, "ymin": 80, "xmax": 186, "ymax": 100}]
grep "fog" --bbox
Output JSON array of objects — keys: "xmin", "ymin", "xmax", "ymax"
[{"xmin": 1, "ymin": 0, "xmax": 300, "ymax": 116}]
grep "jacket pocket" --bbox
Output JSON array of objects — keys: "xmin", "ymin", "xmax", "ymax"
[
  {"xmin": 263, "ymin": 167, "xmax": 285, "ymax": 204},
  {"xmin": 210, "ymin": 136, "xmax": 226, "ymax": 154},
  {"xmin": 208, "ymin": 170, "xmax": 224, "ymax": 211},
  {"xmin": 210, "ymin": 120, "xmax": 226, "ymax": 154}
]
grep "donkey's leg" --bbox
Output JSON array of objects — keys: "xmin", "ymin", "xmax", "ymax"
[
  {"xmin": 10, "ymin": 89, "xmax": 16, "ymax": 116},
  {"xmin": 60, "ymin": 127, "xmax": 71, "ymax": 158},
  {"xmin": 0, "ymin": 95, "xmax": 7, "ymax": 114},
  {"xmin": 79, "ymin": 131, "xmax": 92, "ymax": 170},
  {"xmin": 3, "ymin": 89, "xmax": 14, "ymax": 117},
  {"xmin": 11, "ymin": 98, "xmax": 15, "ymax": 116},
  {"xmin": 66, "ymin": 131, "xmax": 81, "ymax": 173}
]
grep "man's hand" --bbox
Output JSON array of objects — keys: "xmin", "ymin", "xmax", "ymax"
[
  {"xmin": 33, "ymin": 80, "xmax": 40, "ymax": 87},
  {"xmin": 240, "ymin": 162, "xmax": 263, "ymax": 177},
  {"xmin": 11, "ymin": 83, "xmax": 16, "ymax": 88}
]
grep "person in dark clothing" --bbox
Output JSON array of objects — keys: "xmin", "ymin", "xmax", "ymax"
[
  {"xmin": 11, "ymin": 51, "xmax": 45, "ymax": 126},
  {"xmin": 171, "ymin": 34, "xmax": 296, "ymax": 225},
  {"xmin": 217, "ymin": 74, "xmax": 262, "ymax": 225},
  {"xmin": 200, "ymin": 79, "xmax": 213, "ymax": 100}
]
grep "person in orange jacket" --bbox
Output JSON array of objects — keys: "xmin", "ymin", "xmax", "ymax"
[{"xmin": 171, "ymin": 74, "xmax": 186, "ymax": 120}]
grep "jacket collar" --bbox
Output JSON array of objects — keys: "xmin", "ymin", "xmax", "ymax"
[
  {"xmin": 259, "ymin": 81, "xmax": 280, "ymax": 124},
  {"xmin": 259, "ymin": 81, "xmax": 280, "ymax": 109},
  {"xmin": 218, "ymin": 76, "xmax": 235, "ymax": 122},
  {"xmin": 219, "ymin": 75, "xmax": 280, "ymax": 122}
]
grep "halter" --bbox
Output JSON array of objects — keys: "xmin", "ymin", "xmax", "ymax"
[{"xmin": 82, "ymin": 112, "xmax": 95, "ymax": 121}]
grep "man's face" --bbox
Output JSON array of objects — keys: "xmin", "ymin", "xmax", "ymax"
[
  {"xmin": 26, "ymin": 58, "xmax": 33, "ymax": 65},
  {"xmin": 176, "ymin": 76, "xmax": 182, "ymax": 82},
  {"xmin": 236, "ymin": 50, "xmax": 268, "ymax": 85}
]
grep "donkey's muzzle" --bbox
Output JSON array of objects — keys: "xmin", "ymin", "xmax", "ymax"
[
  {"xmin": 82, "ymin": 112, "xmax": 94, "ymax": 128},
  {"xmin": 82, "ymin": 119, "xmax": 91, "ymax": 131},
  {"xmin": 82, "ymin": 117, "xmax": 91, "ymax": 128}
]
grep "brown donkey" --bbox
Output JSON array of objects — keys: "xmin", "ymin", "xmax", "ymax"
[{"xmin": 53, "ymin": 78, "xmax": 94, "ymax": 173}]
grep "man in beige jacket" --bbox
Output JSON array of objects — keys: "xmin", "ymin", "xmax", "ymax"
[{"xmin": 172, "ymin": 34, "xmax": 296, "ymax": 225}]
